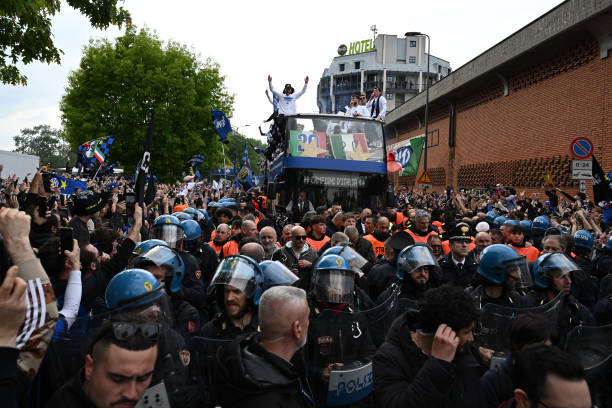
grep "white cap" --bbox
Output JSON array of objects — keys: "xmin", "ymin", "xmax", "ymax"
[{"xmin": 476, "ymin": 221, "xmax": 490, "ymax": 233}]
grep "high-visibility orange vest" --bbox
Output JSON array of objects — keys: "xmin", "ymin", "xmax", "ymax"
[
  {"xmin": 208, "ymin": 241, "xmax": 223, "ymax": 256},
  {"xmin": 364, "ymin": 234, "xmax": 386, "ymax": 258},
  {"xmin": 508, "ymin": 244, "xmax": 540, "ymax": 262},
  {"xmin": 442, "ymin": 238, "xmax": 476, "ymax": 255},
  {"xmin": 306, "ymin": 235, "xmax": 330, "ymax": 252},
  {"xmin": 406, "ymin": 229, "xmax": 439, "ymax": 244},
  {"xmin": 222, "ymin": 240, "xmax": 239, "ymax": 257}
]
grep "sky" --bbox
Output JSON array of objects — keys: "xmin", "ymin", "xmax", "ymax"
[{"xmin": 0, "ymin": 0, "xmax": 565, "ymax": 151}]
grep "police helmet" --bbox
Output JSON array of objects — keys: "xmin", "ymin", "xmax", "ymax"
[
  {"xmin": 133, "ymin": 245, "xmax": 185, "ymax": 293},
  {"xmin": 318, "ymin": 244, "xmax": 368, "ymax": 275},
  {"xmin": 607, "ymin": 235, "xmax": 612, "ymax": 251},
  {"xmin": 210, "ymin": 255, "xmax": 264, "ymax": 305},
  {"xmin": 152, "ymin": 215, "xmax": 184, "ymax": 249},
  {"xmin": 181, "ymin": 219, "xmax": 202, "ymax": 241},
  {"xmin": 133, "ymin": 239, "xmax": 168, "ymax": 256},
  {"xmin": 532, "ymin": 216, "xmax": 551, "ymax": 232},
  {"xmin": 259, "ymin": 260, "xmax": 299, "ymax": 291},
  {"xmin": 493, "ymin": 216, "xmax": 508, "ymax": 229},
  {"xmin": 519, "ymin": 220, "xmax": 532, "ymax": 237},
  {"xmin": 105, "ymin": 268, "xmax": 164, "ymax": 311},
  {"xmin": 573, "ymin": 230, "xmax": 593, "ymax": 250},
  {"xmin": 485, "ymin": 211, "xmax": 499, "ymax": 224},
  {"xmin": 198, "ymin": 209, "xmax": 210, "ymax": 221},
  {"xmin": 182, "ymin": 207, "xmax": 201, "ymax": 221},
  {"xmin": 172, "ymin": 211, "xmax": 193, "ymax": 221},
  {"xmin": 313, "ymin": 254, "xmax": 354, "ymax": 304},
  {"xmin": 533, "ymin": 253, "xmax": 580, "ymax": 289},
  {"xmin": 502, "ymin": 219, "xmax": 519, "ymax": 227},
  {"xmin": 396, "ymin": 244, "xmax": 438, "ymax": 281},
  {"xmin": 477, "ymin": 244, "xmax": 528, "ymax": 285}
]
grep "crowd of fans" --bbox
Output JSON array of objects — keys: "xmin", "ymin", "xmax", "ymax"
[{"xmin": 0, "ymin": 164, "xmax": 610, "ymax": 408}]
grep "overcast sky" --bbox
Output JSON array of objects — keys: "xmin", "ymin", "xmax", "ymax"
[{"xmin": 0, "ymin": 0, "xmax": 564, "ymax": 151}]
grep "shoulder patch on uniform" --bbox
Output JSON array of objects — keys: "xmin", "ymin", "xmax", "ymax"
[
  {"xmin": 179, "ymin": 350, "xmax": 190, "ymax": 366},
  {"xmin": 187, "ymin": 321, "xmax": 197, "ymax": 333},
  {"xmin": 194, "ymin": 270, "xmax": 202, "ymax": 280}
]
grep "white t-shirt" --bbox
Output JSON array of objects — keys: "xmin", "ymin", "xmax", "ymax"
[{"xmin": 269, "ymin": 82, "xmax": 308, "ymax": 115}]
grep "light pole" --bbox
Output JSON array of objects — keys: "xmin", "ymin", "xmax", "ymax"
[{"xmin": 405, "ymin": 32, "xmax": 430, "ymax": 171}]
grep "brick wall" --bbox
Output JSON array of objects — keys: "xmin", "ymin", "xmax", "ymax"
[{"xmin": 391, "ymin": 36, "xmax": 612, "ymax": 198}]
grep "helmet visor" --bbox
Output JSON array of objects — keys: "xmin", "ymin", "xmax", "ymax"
[
  {"xmin": 211, "ymin": 256, "xmax": 257, "ymax": 298},
  {"xmin": 503, "ymin": 256, "xmax": 532, "ymax": 289},
  {"xmin": 314, "ymin": 269, "xmax": 354, "ymax": 304},
  {"xmin": 336, "ymin": 245, "xmax": 368, "ymax": 273},
  {"xmin": 541, "ymin": 253, "xmax": 580, "ymax": 281},
  {"xmin": 260, "ymin": 261, "xmax": 299, "ymax": 289},
  {"xmin": 399, "ymin": 245, "xmax": 438, "ymax": 274},
  {"xmin": 153, "ymin": 224, "xmax": 184, "ymax": 249}
]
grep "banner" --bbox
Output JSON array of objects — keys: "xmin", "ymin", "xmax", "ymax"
[
  {"xmin": 329, "ymin": 133, "xmax": 370, "ymax": 161},
  {"xmin": 592, "ymin": 155, "xmax": 612, "ymax": 205},
  {"xmin": 52, "ymin": 175, "xmax": 86, "ymax": 195},
  {"xmin": 387, "ymin": 135, "xmax": 425, "ymax": 176},
  {"xmin": 289, "ymin": 131, "xmax": 327, "ymax": 158},
  {"xmin": 211, "ymin": 108, "xmax": 232, "ymax": 143}
]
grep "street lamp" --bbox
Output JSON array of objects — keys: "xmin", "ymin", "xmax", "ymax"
[{"xmin": 405, "ymin": 31, "xmax": 430, "ymax": 171}]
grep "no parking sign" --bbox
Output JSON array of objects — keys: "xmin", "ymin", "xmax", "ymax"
[{"xmin": 570, "ymin": 137, "xmax": 593, "ymax": 159}]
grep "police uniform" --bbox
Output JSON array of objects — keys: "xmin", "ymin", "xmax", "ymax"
[
  {"xmin": 177, "ymin": 250, "xmax": 207, "ymax": 309},
  {"xmin": 200, "ymin": 311, "xmax": 260, "ymax": 340}
]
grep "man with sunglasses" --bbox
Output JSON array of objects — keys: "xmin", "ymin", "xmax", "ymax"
[
  {"xmin": 273, "ymin": 226, "xmax": 318, "ymax": 291},
  {"xmin": 47, "ymin": 316, "xmax": 159, "ymax": 408}
]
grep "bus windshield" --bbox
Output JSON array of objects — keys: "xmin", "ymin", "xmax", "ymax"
[{"xmin": 286, "ymin": 116, "xmax": 384, "ymax": 162}]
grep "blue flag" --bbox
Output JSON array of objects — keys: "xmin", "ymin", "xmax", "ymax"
[
  {"xmin": 78, "ymin": 135, "xmax": 116, "ymax": 168},
  {"xmin": 211, "ymin": 108, "xmax": 232, "ymax": 144},
  {"xmin": 53, "ymin": 175, "xmax": 86, "ymax": 195}
]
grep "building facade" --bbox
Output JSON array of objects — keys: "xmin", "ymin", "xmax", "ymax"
[
  {"xmin": 317, "ymin": 34, "xmax": 451, "ymax": 114},
  {"xmin": 384, "ymin": 0, "xmax": 612, "ymax": 197}
]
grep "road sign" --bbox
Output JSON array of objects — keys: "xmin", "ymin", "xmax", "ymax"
[
  {"xmin": 570, "ymin": 137, "xmax": 593, "ymax": 159},
  {"xmin": 417, "ymin": 169, "xmax": 433, "ymax": 184},
  {"xmin": 572, "ymin": 159, "xmax": 592, "ymax": 180},
  {"xmin": 579, "ymin": 180, "xmax": 586, "ymax": 194},
  {"xmin": 418, "ymin": 183, "xmax": 433, "ymax": 190}
]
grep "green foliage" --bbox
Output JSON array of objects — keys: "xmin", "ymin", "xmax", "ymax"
[
  {"xmin": 60, "ymin": 28, "xmax": 234, "ymax": 183},
  {"xmin": 221, "ymin": 133, "xmax": 267, "ymax": 176},
  {"xmin": 0, "ymin": 0, "xmax": 131, "ymax": 85},
  {"xmin": 13, "ymin": 124, "xmax": 73, "ymax": 168}
]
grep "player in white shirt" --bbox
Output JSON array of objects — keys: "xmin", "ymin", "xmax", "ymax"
[
  {"xmin": 268, "ymin": 75, "xmax": 309, "ymax": 115},
  {"xmin": 365, "ymin": 87, "xmax": 387, "ymax": 120}
]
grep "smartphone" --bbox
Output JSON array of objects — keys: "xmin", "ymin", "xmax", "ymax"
[
  {"xmin": 60, "ymin": 227, "xmax": 73, "ymax": 254},
  {"xmin": 58, "ymin": 208, "xmax": 68, "ymax": 219},
  {"xmin": 41, "ymin": 172, "xmax": 52, "ymax": 193},
  {"xmin": 36, "ymin": 196, "xmax": 47, "ymax": 216}
]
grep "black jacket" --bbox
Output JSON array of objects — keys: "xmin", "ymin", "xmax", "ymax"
[
  {"xmin": 200, "ymin": 311, "xmax": 259, "ymax": 341},
  {"xmin": 439, "ymin": 253, "xmax": 478, "ymax": 288},
  {"xmin": 367, "ymin": 259, "xmax": 398, "ymax": 301},
  {"xmin": 45, "ymin": 368, "xmax": 96, "ymax": 408},
  {"xmin": 353, "ymin": 236, "xmax": 376, "ymax": 264},
  {"xmin": 373, "ymin": 311, "xmax": 485, "ymax": 408},
  {"xmin": 216, "ymin": 333, "xmax": 313, "ymax": 408},
  {"xmin": 272, "ymin": 244, "xmax": 318, "ymax": 291}
]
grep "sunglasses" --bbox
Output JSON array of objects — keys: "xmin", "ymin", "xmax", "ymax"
[
  {"xmin": 293, "ymin": 235, "xmax": 307, "ymax": 240},
  {"xmin": 112, "ymin": 322, "xmax": 160, "ymax": 341}
]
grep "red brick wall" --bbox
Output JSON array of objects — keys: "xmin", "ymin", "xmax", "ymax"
[{"xmin": 391, "ymin": 37, "xmax": 612, "ymax": 198}]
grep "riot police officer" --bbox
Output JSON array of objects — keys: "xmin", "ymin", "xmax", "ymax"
[
  {"xmin": 529, "ymin": 253, "xmax": 595, "ymax": 344},
  {"xmin": 132, "ymin": 244, "xmax": 201, "ymax": 340},
  {"xmin": 152, "ymin": 215, "xmax": 207, "ymax": 313},
  {"xmin": 181, "ymin": 219, "xmax": 219, "ymax": 288},
  {"xmin": 469, "ymin": 244, "xmax": 532, "ymax": 310},
  {"xmin": 305, "ymin": 254, "xmax": 376, "ymax": 407},
  {"xmin": 105, "ymin": 269, "xmax": 197, "ymax": 407},
  {"xmin": 200, "ymin": 255, "xmax": 263, "ymax": 340}
]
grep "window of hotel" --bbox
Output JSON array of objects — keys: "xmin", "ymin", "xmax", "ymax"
[
  {"xmin": 386, "ymin": 93, "xmax": 393, "ymax": 100},
  {"xmin": 387, "ymin": 76, "xmax": 393, "ymax": 82},
  {"xmin": 410, "ymin": 40, "xmax": 417, "ymax": 47},
  {"xmin": 339, "ymin": 63, "xmax": 345, "ymax": 71},
  {"xmin": 354, "ymin": 61, "xmax": 360, "ymax": 69},
  {"xmin": 409, "ymin": 56, "xmax": 416, "ymax": 63}
]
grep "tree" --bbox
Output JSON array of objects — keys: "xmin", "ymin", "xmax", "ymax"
[
  {"xmin": 60, "ymin": 28, "xmax": 234, "ymax": 182},
  {"xmin": 13, "ymin": 124, "xmax": 73, "ymax": 168},
  {"xmin": 221, "ymin": 133, "xmax": 267, "ymax": 176},
  {"xmin": 1, "ymin": 0, "xmax": 130, "ymax": 85}
]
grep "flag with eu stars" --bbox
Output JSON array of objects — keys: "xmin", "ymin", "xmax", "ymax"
[{"xmin": 53, "ymin": 175, "xmax": 86, "ymax": 195}]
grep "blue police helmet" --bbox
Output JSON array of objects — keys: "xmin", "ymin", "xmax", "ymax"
[
  {"xmin": 172, "ymin": 212, "xmax": 193, "ymax": 221},
  {"xmin": 198, "ymin": 209, "xmax": 210, "ymax": 221},
  {"xmin": 152, "ymin": 215, "xmax": 184, "ymax": 249},
  {"xmin": 607, "ymin": 235, "xmax": 612, "ymax": 251},
  {"xmin": 532, "ymin": 215, "xmax": 551, "ymax": 231},
  {"xmin": 315, "ymin": 254, "xmax": 352, "ymax": 272},
  {"xmin": 397, "ymin": 244, "xmax": 438, "ymax": 281},
  {"xmin": 210, "ymin": 255, "xmax": 264, "ymax": 304},
  {"xmin": 502, "ymin": 219, "xmax": 519, "ymax": 227},
  {"xmin": 312, "ymin": 254, "xmax": 354, "ymax": 304},
  {"xmin": 181, "ymin": 219, "xmax": 202, "ymax": 241},
  {"xmin": 477, "ymin": 244, "xmax": 523, "ymax": 284},
  {"xmin": 183, "ymin": 207, "xmax": 202, "ymax": 221},
  {"xmin": 573, "ymin": 229, "xmax": 593, "ymax": 249},
  {"xmin": 533, "ymin": 252, "xmax": 580, "ymax": 289},
  {"xmin": 134, "ymin": 245, "xmax": 185, "ymax": 293},
  {"xmin": 485, "ymin": 211, "xmax": 499, "ymax": 224},
  {"xmin": 519, "ymin": 220, "xmax": 532, "ymax": 237},
  {"xmin": 493, "ymin": 216, "xmax": 508, "ymax": 229},
  {"xmin": 133, "ymin": 239, "xmax": 168, "ymax": 255},
  {"xmin": 317, "ymin": 244, "xmax": 368, "ymax": 273},
  {"xmin": 208, "ymin": 201, "xmax": 219, "ymax": 208},
  {"xmin": 105, "ymin": 268, "xmax": 164, "ymax": 311},
  {"xmin": 259, "ymin": 260, "xmax": 299, "ymax": 291}
]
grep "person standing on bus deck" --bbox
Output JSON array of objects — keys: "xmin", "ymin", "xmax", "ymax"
[
  {"xmin": 286, "ymin": 191, "xmax": 314, "ymax": 223},
  {"xmin": 268, "ymin": 75, "xmax": 308, "ymax": 115},
  {"xmin": 366, "ymin": 87, "xmax": 387, "ymax": 120}
]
